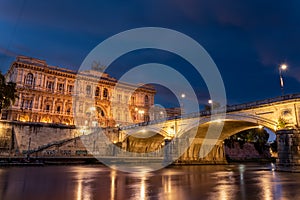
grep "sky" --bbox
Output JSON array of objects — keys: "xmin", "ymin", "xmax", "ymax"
[{"xmin": 0, "ymin": 0, "xmax": 300, "ymax": 108}]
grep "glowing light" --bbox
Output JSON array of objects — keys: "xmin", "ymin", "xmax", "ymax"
[
  {"xmin": 140, "ymin": 175, "xmax": 146, "ymax": 200},
  {"xmin": 208, "ymin": 99, "xmax": 213, "ymax": 104},
  {"xmin": 110, "ymin": 170, "xmax": 116, "ymax": 200},
  {"xmin": 280, "ymin": 64, "xmax": 287, "ymax": 70},
  {"xmin": 258, "ymin": 125, "xmax": 263, "ymax": 129},
  {"xmin": 181, "ymin": 93, "xmax": 186, "ymax": 98},
  {"xmin": 212, "ymin": 119, "xmax": 222, "ymax": 123},
  {"xmin": 90, "ymin": 106, "xmax": 96, "ymax": 111}
]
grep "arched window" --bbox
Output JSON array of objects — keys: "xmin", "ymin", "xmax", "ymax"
[
  {"xmin": 56, "ymin": 106, "xmax": 61, "ymax": 112},
  {"xmin": 95, "ymin": 87, "xmax": 100, "ymax": 96},
  {"xmin": 103, "ymin": 88, "xmax": 108, "ymax": 98},
  {"xmin": 66, "ymin": 107, "xmax": 71, "ymax": 114},
  {"xmin": 45, "ymin": 105, "xmax": 50, "ymax": 112},
  {"xmin": 144, "ymin": 95, "xmax": 149, "ymax": 106},
  {"xmin": 25, "ymin": 73, "xmax": 34, "ymax": 85}
]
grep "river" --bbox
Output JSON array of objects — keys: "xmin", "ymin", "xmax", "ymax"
[{"xmin": 0, "ymin": 163, "xmax": 300, "ymax": 200}]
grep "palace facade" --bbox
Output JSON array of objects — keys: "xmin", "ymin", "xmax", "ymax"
[{"xmin": 2, "ymin": 56, "xmax": 156, "ymax": 127}]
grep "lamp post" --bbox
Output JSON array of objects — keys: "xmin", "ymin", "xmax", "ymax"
[
  {"xmin": 180, "ymin": 93, "xmax": 186, "ymax": 116},
  {"xmin": 279, "ymin": 64, "xmax": 287, "ymax": 96}
]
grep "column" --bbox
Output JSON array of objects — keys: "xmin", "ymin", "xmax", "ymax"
[
  {"xmin": 20, "ymin": 68, "xmax": 24, "ymax": 85},
  {"xmin": 276, "ymin": 129, "xmax": 300, "ymax": 172},
  {"xmin": 18, "ymin": 93, "xmax": 23, "ymax": 108},
  {"xmin": 54, "ymin": 77, "xmax": 57, "ymax": 93},
  {"xmin": 52, "ymin": 98, "xmax": 56, "ymax": 113},
  {"xmin": 40, "ymin": 73, "xmax": 43, "ymax": 89},
  {"xmin": 64, "ymin": 78, "xmax": 68, "ymax": 94},
  {"xmin": 37, "ymin": 96, "xmax": 41, "ymax": 111}
]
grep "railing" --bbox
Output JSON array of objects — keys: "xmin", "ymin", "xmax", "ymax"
[{"xmin": 121, "ymin": 93, "xmax": 300, "ymax": 130}]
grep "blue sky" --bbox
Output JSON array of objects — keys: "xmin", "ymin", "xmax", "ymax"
[{"xmin": 1, "ymin": 0, "xmax": 300, "ymax": 107}]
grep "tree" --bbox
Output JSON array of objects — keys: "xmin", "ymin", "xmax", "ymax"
[{"xmin": 0, "ymin": 72, "xmax": 18, "ymax": 114}]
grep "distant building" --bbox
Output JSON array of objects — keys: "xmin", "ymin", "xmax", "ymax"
[
  {"xmin": 2, "ymin": 56, "xmax": 155, "ymax": 127},
  {"xmin": 165, "ymin": 107, "xmax": 182, "ymax": 118},
  {"xmin": 149, "ymin": 105, "xmax": 182, "ymax": 121}
]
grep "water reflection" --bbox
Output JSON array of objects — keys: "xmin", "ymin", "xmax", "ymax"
[
  {"xmin": 0, "ymin": 164, "xmax": 300, "ymax": 200},
  {"xmin": 74, "ymin": 166, "xmax": 100, "ymax": 200},
  {"xmin": 110, "ymin": 170, "xmax": 116, "ymax": 200}
]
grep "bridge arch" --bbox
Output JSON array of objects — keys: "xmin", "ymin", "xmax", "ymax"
[{"xmin": 178, "ymin": 113, "xmax": 277, "ymax": 141}]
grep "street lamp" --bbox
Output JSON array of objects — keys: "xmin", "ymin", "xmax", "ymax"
[
  {"xmin": 180, "ymin": 93, "xmax": 186, "ymax": 115},
  {"xmin": 208, "ymin": 99, "xmax": 213, "ymax": 104},
  {"xmin": 279, "ymin": 64, "xmax": 288, "ymax": 96}
]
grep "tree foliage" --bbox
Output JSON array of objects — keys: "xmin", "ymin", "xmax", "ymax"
[
  {"xmin": 277, "ymin": 117, "xmax": 287, "ymax": 129},
  {"xmin": 224, "ymin": 128, "xmax": 270, "ymax": 153},
  {"xmin": 0, "ymin": 72, "xmax": 18, "ymax": 114}
]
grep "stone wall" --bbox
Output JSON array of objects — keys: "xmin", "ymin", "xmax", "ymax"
[{"xmin": 0, "ymin": 121, "xmax": 79, "ymax": 155}]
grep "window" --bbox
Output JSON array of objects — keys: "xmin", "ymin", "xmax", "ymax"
[
  {"xmin": 46, "ymin": 81, "xmax": 54, "ymax": 91},
  {"xmin": 57, "ymin": 106, "xmax": 61, "ymax": 112},
  {"xmin": 23, "ymin": 100, "xmax": 32, "ymax": 109},
  {"xmin": 103, "ymin": 88, "xmax": 108, "ymax": 98},
  {"xmin": 145, "ymin": 95, "xmax": 149, "ymax": 106},
  {"xmin": 25, "ymin": 73, "xmax": 34, "ymax": 85},
  {"xmin": 68, "ymin": 85, "xmax": 73, "ymax": 93},
  {"xmin": 95, "ymin": 87, "xmax": 100, "ymax": 96},
  {"xmin": 57, "ymin": 83, "xmax": 64, "ymax": 92},
  {"xmin": 86, "ymin": 85, "xmax": 91, "ymax": 95},
  {"xmin": 46, "ymin": 105, "xmax": 50, "ymax": 111},
  {"xmin": 131, "ymin": 96, "xmax": 135, "ymax": 105}
]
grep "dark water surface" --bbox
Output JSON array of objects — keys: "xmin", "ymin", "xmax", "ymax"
[{"xmin": 0, "ymin": 163, "xmax": 300, "ymax": 200}]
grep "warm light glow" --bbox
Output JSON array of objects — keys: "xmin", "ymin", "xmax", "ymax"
[
  {"xmin": 280, "ymin": 64, "xmax": 287, "ymax": 70},
  {"xmin": 138, "ymin": 110, "xmax": 145, "ymax": 114},
  {"xmin": 110, "ymin": 170, "xmax": 116, "ymax": 200},
  {"xmin": 208, "ymin": 99, "xmax": 213, "ymax": 104},
  {"xmin": 135, "ymin": 107, "xmax": 138, "ymax": 111},
  {"xmin": 140, "ymin": 175, "xmax": 146, "ymax": 200},
  {"xmin": 212, "ymin": 119, "xmax": 222, "ymax": 123},
  {"xmin": 258, "ymin": 125, "xmax": 263, "ymax": 129},
  {"xmin": 90, "ymin": 106, "xmax": 96, "ymax": 111}
]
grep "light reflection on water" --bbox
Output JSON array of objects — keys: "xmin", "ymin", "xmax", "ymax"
[{"xmin": 0, "ymin": 163, "xmax": 300, "ymax": 200}]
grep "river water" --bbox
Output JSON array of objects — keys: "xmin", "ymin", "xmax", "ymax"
[{"xmin": 0, "ymin": 163, "xmax": 300, "ymax": 200}]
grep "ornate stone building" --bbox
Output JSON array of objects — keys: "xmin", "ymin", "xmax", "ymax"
[{"xmin": 2, "ymin": 56, "xmax": 155, "ymax": 127}]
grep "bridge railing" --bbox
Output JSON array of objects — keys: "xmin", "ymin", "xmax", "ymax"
[
  {"xmin": 227, "ymin": 93, "xmax": 300, "ymax": 112},
  {"xmin": 120, "ymin": 93, "xmax": 300, "ymax": 130}
]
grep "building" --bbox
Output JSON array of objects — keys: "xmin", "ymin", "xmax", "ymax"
[
  {"xmin": 2, "ymin": 56, "xmax": 156, "ymax": 127},
  {"xmin": 149, "ymin": 105, "xmax": 181, "ymax": 120}
]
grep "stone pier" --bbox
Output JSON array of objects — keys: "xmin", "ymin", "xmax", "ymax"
[{"xmin": 276, "ymin": 129, "xmax": 300, "ymax": 172}]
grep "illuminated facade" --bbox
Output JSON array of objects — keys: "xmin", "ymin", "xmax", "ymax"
[{"xmin": 2, "ymin": 56, "xmax": 155, "ymax": 127}]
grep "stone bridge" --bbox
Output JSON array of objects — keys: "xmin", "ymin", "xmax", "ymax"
[{"xmin": 119, "ymin": 94, "xmax": 300, "ymax": 167}]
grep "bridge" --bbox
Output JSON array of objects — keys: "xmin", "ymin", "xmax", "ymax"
[
  {"xmin": 2, "ymin": 94, "xmax": 300, "ymax": 171},
  {"xmin": 115, "ymin": 93, "xmax": 300, "ymax": 167}
]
